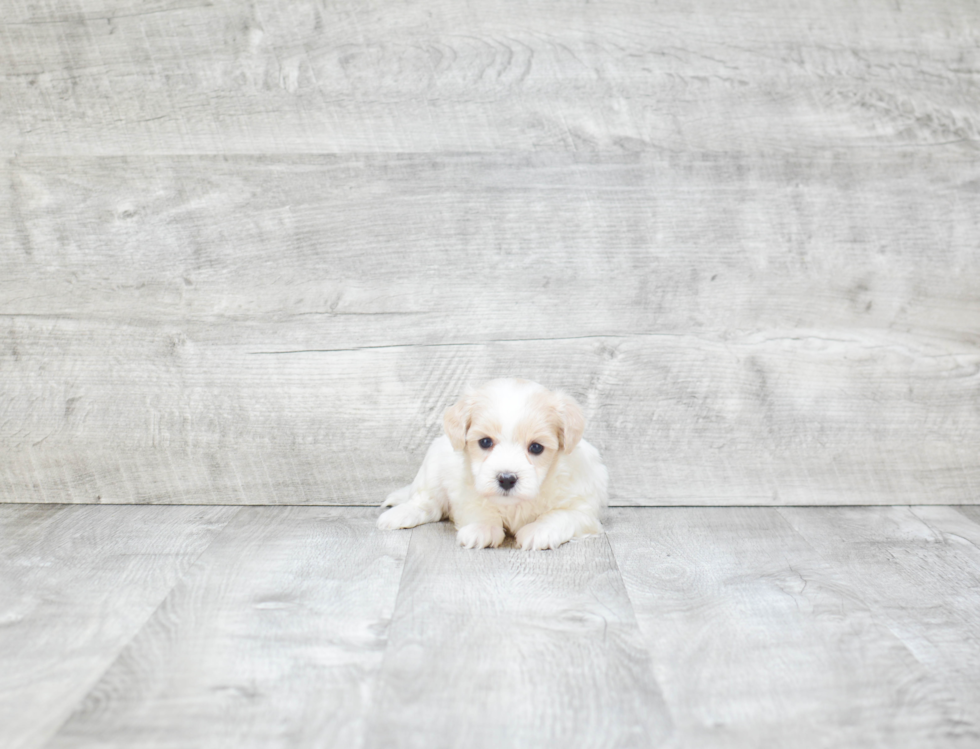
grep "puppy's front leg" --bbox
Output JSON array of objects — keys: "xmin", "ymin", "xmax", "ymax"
[
  {"xmin": 452, "ymin": 504, "xmax": 505, "ymax": 549},
  {"xmin": 516, "ymin": 507, "xmax": 602, "ymax": 551},
  {"xmin": 377, "ymin": 489, "xmax": 445, "ymax": 531},
  {"xmin": 381, "ymin": 484, "xmax": 412, "ymax": 507}
]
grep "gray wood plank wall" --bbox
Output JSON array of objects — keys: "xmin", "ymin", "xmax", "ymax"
[{"xmin": 1, "ymin": 0, "xmax": 978, "ymax": 505}]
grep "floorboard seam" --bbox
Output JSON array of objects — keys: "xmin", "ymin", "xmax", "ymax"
[
  {"xmin": 934, "ymin": 507, "xmax": 980, "ymax": 558},
  {"xmin": 599, "ymin": 527, "xmax": 678, "ymax": 741},
  {"xmin": 359, "ymin": 522, "xmax": 417, "ymax": 739}
]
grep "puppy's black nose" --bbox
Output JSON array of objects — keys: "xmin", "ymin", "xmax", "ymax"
[{"xmin": 497, "ymin": 473, "xmax": 518, "ymax": 491}]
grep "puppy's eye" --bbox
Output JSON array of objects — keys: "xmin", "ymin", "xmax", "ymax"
[
  {"xmin": 528, "ymin": 442, "xmax": 544, "ymax": 455},
  {"xmin": 478, "ymin": 437, "xmax": 494, "ymax": 449}
]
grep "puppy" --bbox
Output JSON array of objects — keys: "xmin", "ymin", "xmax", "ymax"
[{"xmin": 377, "ymin": 378, "xmax": 608, "ymax": 550}]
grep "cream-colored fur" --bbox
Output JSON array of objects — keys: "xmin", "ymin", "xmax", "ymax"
[{"xmin": 377, "ymin": 378, "xmax": 608, "ymax": 550}]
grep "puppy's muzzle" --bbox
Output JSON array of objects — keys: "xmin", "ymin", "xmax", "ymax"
[{"xmin": 497, "ymin": 473, "xmax": 518, "ymax": 491}]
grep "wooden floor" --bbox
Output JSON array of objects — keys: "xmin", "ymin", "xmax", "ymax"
[{"xmin": 2, "ymin": 503, "xmax": 980, "ymax": 749}]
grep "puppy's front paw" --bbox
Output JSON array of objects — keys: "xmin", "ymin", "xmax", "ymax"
[
  {"xmin": 377, "ymin": 503, "xmax": 432, "ymax": 531},
  {"xmin": 456, "ymin": 523, "xmax": 505, "ymax": 549},
  {"xmin": 382, "ymin": 485, "xmax": 411, "ymax": 507},
  {"xmin": 516, "ymin": 521, "xmax": 573, "ymax": 551}
]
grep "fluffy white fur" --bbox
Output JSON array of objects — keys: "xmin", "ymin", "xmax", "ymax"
[{"xmin": 377, "ymin": 378, "xmax": 608, "ymax": 550}]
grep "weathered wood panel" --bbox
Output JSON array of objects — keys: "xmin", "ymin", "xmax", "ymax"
[
  {"xmin": 46, "ymin": 507, "xmax": 409, "ymax": 749},
  {"xmin": 606, "ymin": 507, "xmax": 979, "ymax": 748},
  {"xmin": 1, "ymin": 328, "xmax": 977, "ymax": 505},
  {"xmin": 780, "ymin": 506, "xmax": 980, "ymax": 716},
  {"xmin": 0, "ymin": 504, "xmax": 237, "ymax": 749},
  {"xmin": 3, "ymin": 152, "xmax": 979, "ymax": 334},
  {"xmin": 2, "ymin": 0, "xmax": 978, "ymax": 155},
  {"xmin": 2, "ymin": 0, "xmax": 979, "ymax": 507},
  {"xmin": 2, "ymin": 151, "xmax": 978, "ymax": 505},
  {"xmin": 363, "ymin": 520, "xmax": 670, "ymax": 749}
]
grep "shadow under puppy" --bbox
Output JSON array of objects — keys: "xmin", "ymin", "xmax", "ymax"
[{"xmin": 378, "ymin": 378, "xmax": 608, "ymax": 550}]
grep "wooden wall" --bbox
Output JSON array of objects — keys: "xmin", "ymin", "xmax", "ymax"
[{"xmin": 2, "ymin": 0, "xmax": 978, "ymax": 505}]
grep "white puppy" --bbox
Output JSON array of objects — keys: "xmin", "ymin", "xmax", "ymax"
[{"xmin": 377, "ymin": 378, "xmax": 608, "ymax": 550}]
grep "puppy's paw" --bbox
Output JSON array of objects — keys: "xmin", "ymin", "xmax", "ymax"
[
  {"xmin": 516, "ymin": 521, "xmax": 573, "ymax": 551},
  {"xmin": 377, "ymin": 503, "xmax": 433, "ymax": 531},
  {"xmin": 382, "ymin": 485, "xmax": 412, "ymax": 507},
  {"xmin": 456, "ymin": 522, "xmax": 505, "ymax": 549}
]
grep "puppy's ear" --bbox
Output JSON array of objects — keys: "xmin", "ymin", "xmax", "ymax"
[
  {"xmin": 443, "ymin": 392, "xmax": 473, "ymax": 451},
  {"xmin": 556, "ymin": 392, "xmax": 585, "ymax": 453}
]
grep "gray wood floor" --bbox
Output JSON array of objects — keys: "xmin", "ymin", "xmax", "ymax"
[
  {"xmin": 2, "ymin": 0, "xmax": 979, "ymax": 507},
  {"xmin": 3, "ymin": 504, "xmax": 980, "ymax": 749}
]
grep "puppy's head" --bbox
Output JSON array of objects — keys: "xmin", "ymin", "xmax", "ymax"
[{"xmin": 443, "ymin": 379, "xmax": 584, "ymax": 504}]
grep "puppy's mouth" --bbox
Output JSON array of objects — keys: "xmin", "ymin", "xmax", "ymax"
[
  {"xmin": 490, "ymin": 481, "xmax": 531, "ymax": 504},
  {"xmin": 491, "ymin": 490, "xmax": 524, "ymax": 505},
  {"xmin": 477, "ymin": 471, "xmax": 535, "ymax": 503}
]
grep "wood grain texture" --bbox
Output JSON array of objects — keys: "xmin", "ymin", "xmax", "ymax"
[
  {"xmin": 956, "ymin": 506, "xmax": 980, "ymax": 527},
  {"xmin": 1, "ymin": 330, "xmax": 977, "ymax": 506},
  {"xmin": 3, "ymin": 504, "xmax": 980, "ymax": 748},
  {"xmin": 2, "ymin": 150, "xmax": 978, "ymax": 506},
  {"xmin": 45, "ymin": 507, "xmax": 409, "ymax": 749},
  {"xmin": 4, "ymin": 152, "xmax": 979, "ymax": 333},
  {"xmin": 364, "ymin": 521, "xmax": 670, "ymax": 749},
  {"xmin": 1, "ymin": 1, "xmax": 978, "ymax": 507},
  {"xmin": 780, "ymin": 506, "xmax": 980, "ymax": 722},
  {"xmin": 0, "ymin": 503, "xmax": 237, "ymax": 749},
  {"xmin": 2, "ymin": 0, "xmax": 978, "ymax": 156},
  {"xmin": 605, "ymin": 507, "xmax": 979, "ymax": 748}
]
